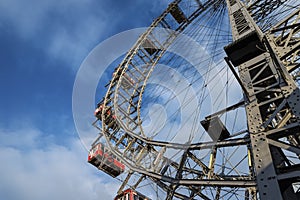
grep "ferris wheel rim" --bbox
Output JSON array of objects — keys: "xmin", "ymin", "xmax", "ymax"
[{"xmin": 89, "ymin": 0, "xmax": 300, "ymax": 199}]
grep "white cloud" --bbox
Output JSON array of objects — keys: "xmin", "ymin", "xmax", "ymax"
[
  {"xmin": 0, "ymin": 127, "xmax": 120, "ymax": 200},
  {"xmin": 0, "ymin": 0, "xmax": 175, "ymax": 72},
  {"xmin": 0, "ymin": 0, "xmax": 105, "ymax": 69},
  {"xmin": 0, "ymin": 0, "xmax": 89, "ymax": 38},
  {"xmin": 0, "ymin": 0, "xmax": 180, "ymax": 72}
]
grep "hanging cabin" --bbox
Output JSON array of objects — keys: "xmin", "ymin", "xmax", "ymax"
[
  {"xmin": 94, "ymin": 102, "xmax": 119, "ymax": 130},
  {"xmin": 114, "ymin": 188, "xmax": 151, "ymax": 200},
  {"xmin": 88, "ymin": 143, "xmax": 125, "ymax": 178}
]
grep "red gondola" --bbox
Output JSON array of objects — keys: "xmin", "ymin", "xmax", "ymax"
[
  {"xmin": 88, "ymin": 143, "xmax": 125, "ymax": 178},
  {"xmin": 94, "ymin": 103, "xmax": 119, "ymax": 130},
  {"xmin": 114, "ymin": 188, "xmax": 151, "ymax": 200}
]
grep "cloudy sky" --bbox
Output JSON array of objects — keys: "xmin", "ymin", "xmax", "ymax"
[{"xmin": 0, "ymin": 0, "xmax": 171, "ymax": 199}]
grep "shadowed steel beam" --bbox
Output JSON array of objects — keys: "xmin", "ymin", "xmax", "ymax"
[
  {"xmin": 268, "ymin": 139, "xmax": 300, "ymax": 155},
  {"xmin": 247, "ymin": 0, "xmax": 288, "ymax": 22}
]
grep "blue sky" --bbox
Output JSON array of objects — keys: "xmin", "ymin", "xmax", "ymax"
[{"xmin": 0, "ymin": 1, "xmax": 170, "ymax": 199}]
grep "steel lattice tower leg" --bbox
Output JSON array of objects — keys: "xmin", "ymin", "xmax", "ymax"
[{"xmin": 225, "ymin": 0, "xmax": 300, "ymax": 199}]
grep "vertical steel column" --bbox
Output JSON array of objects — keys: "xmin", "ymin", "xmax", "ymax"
[{"xmin": 225, "ymin": 0, "xmax": 300, "ymax": 199}]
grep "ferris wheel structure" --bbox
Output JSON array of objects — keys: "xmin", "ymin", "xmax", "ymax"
[{"xmin": 89, "ymin": 0, "xmax": 300, "ymax": 199}]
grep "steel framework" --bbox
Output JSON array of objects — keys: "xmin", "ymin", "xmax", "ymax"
[{"xmin": 90, "ymin": 0, "xmax": 300, "ymax": 199}]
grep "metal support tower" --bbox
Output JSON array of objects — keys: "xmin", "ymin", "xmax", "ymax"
[{"xmin": 225, "ymin": 0, "xmax": 300, "ymax": 199}]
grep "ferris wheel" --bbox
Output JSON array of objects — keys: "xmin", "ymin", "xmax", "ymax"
[{"xmin": 87, "ymin": 0, "xmax": 300, "ymax": 199}]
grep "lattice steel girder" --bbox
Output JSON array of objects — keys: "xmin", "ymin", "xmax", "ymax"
[
  {"xmin": 151, "ymin": 177, "xmax": 255, "ymax": 199},
  {"xmin": 100, "ymin": 0, "xmax": 218, "ymax": 155},
  {"xmin": 226, "ymin": 0, "xmax": 263, "ymax": 41},
  {"xmin": 225, "ymin": 0, "xmax": 300, "ymax": 199},
  {"xmin": 227, "ymin": 33, "xmax": 300, "ymax": 199},
  {"xmin": 268, "ymin": 138, "xmax": 300, "ymax": 155},
  {"xmin": 246, "ymin": 0, "xmax": 289, "ymax": 22},
  {"xmin": 267, "ymin": 8, "xmax": 300, "ymax": 73}
]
